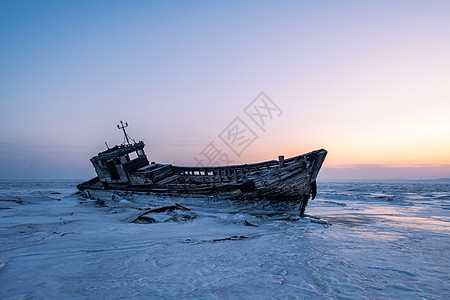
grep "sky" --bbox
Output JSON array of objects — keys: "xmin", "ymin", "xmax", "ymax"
[{"xmin": 0, "ymin": 0, "xmax": 449, "ymax": 180}]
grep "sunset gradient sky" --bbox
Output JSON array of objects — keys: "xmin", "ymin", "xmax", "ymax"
[{"xmin": 1, "ymin": 0, "xmax": 449, "ymax": 180}]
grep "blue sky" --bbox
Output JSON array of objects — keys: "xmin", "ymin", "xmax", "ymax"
[{"xmin": 1, "ymin": 1, "xmax": 449, "ymax": 179}]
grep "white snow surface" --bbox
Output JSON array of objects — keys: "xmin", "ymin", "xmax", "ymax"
[{"xmin": 0, "ymin": 180, "xmax": 449, "ymax": 299}]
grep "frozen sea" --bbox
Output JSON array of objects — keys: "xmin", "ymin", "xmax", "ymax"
[{"xmin": 0, "ymin": 180, "xmax": 449, "ymax": 299}]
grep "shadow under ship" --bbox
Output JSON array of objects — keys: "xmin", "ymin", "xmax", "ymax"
[{"xmin": 77, "ymin": 123, "xmax": 327, "ymax": 216}]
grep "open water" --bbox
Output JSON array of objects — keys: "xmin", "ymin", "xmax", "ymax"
[{"xmin": 0, "ymin": 180, "xmax": 449, "ymax": 299}]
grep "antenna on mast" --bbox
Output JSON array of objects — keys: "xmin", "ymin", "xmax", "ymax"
[{"xmin": 117, "ymin": 121, "xmax": 135, "ymax": 145}]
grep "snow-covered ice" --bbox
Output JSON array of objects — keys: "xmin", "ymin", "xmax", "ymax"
[{"xmin": 0, "ymin": 180, "xmax": 449, "ymax": 299}]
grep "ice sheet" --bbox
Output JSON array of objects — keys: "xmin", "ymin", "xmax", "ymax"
[{"xmin": 0, "ymin": 180, "xmax": 449, "ymax": 299}]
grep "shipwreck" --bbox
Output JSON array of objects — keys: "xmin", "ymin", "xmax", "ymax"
[{"xmin": 77, "ymin": 122, "xmax": 327, "ymax": 216}]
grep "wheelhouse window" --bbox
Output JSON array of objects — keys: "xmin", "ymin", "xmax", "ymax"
[{"xmin": 128, "ymin": 151, "xmax": 138, "ymax": 161}]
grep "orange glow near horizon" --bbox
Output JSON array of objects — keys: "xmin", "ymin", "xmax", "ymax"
[{"xmin": 228, "ymin": 129, "xmax": 450, "ymax": 171}]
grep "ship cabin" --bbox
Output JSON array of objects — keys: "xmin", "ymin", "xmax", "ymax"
[{"xmin": 90, "ymin": 141, "xmax": 149, "ymax": 186}]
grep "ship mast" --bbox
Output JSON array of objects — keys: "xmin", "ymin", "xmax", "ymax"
[{"xmin": 117, "ymin": 121, "xmax": 135, "ymax": 145}]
